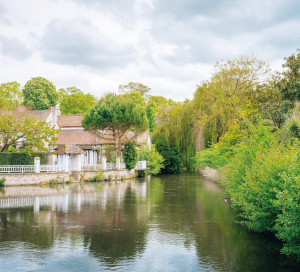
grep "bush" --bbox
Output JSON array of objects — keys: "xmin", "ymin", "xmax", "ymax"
[
  {"xmin": 89, "ymin": 172, "xmax": 104, "ymax": 182},
  {"xmin": 123, "ymin": 141, "xmax": 138, "ymax": 169},
  {"xmin": 196, "ymin": 119, "xmax": 300, "ymax": 257},
  {"xmin": 0, "ymin": 178, "xmax": 5, "ymax": 187},
  {"xmin": 0, "ymin": 152, "xmax": 47, "ymax": 165},
  {"xmin": 156, "ymin": 140, "xmax": 182, "ymax": 174},
  {"xmin": 139, "ymin": 144, "xmax": 164, "ymax": 175}
]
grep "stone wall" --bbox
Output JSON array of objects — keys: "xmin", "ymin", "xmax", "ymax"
[
  {"xmin": 0, "ymin": 173, "xmax": 70, "ymax": 186},
  {"xmin": 71, "ymin": 169, "xmax": 135, "ymax": 181}
]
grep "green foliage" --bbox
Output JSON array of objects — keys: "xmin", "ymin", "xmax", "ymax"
[
  {"xmin": 139, "ymin": 144, "xmax": 164, "ymax": 175},
  {"xmin": 0, "ymin": 110, "xmax": 58, "ymax": 152},
  {"xmin": 58, "ymin": 87, "xmax": 97, "ymax": 115},
  {"xmin": 155, "ymin": 140, "xmax": 182, "ymax": 174},
  {"xmin": 193, "ymin": 56, "xmax": 271, "ymax": 150},
  {"xmin": 123, "ymin": 142, "xmax": 138, "ymax": 169},
  {"xmin": 274, "ymin": 167, "xmax": 300, "ymax": 256},
  {"xmin": 0, "ymin": 178, "xmax": 5, "ymax": 187},
  {"xmin": 89, "ymin": 172, "xmax": 105, "ymax": 182},
  {"xmin": 82, "ymin": 93, "xmax": 148, "ymax": 157},
  {"xmin": 278, "ymin": 48, "xmax": 300, "ymax": 102},
  {"xmin": 119, "ymin": 82, "xmax": 150, "ymax": 97},
  {"xmin": 146, "ymin": 101, "xmax": 156, "ymax": 132},
  {"xmin": 0, "ymin": 152, "xmax": 47, "ymax": 165},
  {"xmin": 0, "ymin": 82, "xmax": 23, "ymax": 110},
  {"xmin": 102, "ymin": 145, "xmax": 116, "ymax": 163},
  {"xmin": 195, "ymin": 123, "xmax": 245, "ymax": 169},
  {"xmin": 23, "ymin": 77, "xmax": 58, "ymax": 110},
  {"xmin": 152, "ymin": 99, "xmax": 196, "ymax": 170}
]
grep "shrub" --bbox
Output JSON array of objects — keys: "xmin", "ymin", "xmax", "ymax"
[
  {"xmin": 0, "ymin": 152, "xmax": 47, "ymax": 165},
  {"xmin": 0, "ymin": 178, "xmax": 5, "ymax": 187},
  {"xmin": 123, "ymin": 141, "xmax": 138, "ymax": 169},
  {"xmin": 89, "ymin": 172, "xmax": 104, "ymax": 182},
  {"xmin": 196, "ymin": 119, "xmax": 300, "ymax": 257},
  {"xmin": 139, "ymin": 144, "xmax": 164, "ymax": 175}
]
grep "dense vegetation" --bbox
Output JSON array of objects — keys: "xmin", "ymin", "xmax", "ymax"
[
  {"xmin": 123, "ymin": 141, "xmax": 138, "ymax": 169},
  {"xmin": 0, "ymin": 152, "xmax": 47, "ymax": 165},
  {"xmin": 195, "ymin": 49, "xmax": 300, "ymax": 258}
]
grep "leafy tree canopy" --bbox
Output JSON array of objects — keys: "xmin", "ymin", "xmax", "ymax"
[
  {"xmin": 155, "ymin": 140, "xmax": 182, "ymax": 174},
  {"xmin": 58, "ymin": 87, "xmax": 97, "ymax": 115},
  {"xmin": 119, "ymin": 82, "xmax": 150, "ymax": 97},
  {"xmin": 23, "ymin": 77, "xmax": 58, "ymax": 110},
  {"xmin": 0, "ymin": 81, "xmax": 23, "ymax": 110},
  {"xmin": 278, "ymin": 48, "xmax": 300, "ymax": 102},
  {"xmin": 0, "ymin": 109, "xmax": 58, "ymax": 153},
  {"xmin": 82, "ymin": 93, "xmax": 148, "ymax": 157}
]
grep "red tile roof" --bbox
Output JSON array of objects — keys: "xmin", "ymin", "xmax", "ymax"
[
  {"xmin": 56, "ymin": 129, "xmax": 128, "ymax": 145},
  {"xmin": 57, "ymin": 115, "xmax": 84, "ymax": 127}
]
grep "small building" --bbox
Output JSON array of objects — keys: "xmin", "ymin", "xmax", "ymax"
[{"xmin": 55, "ymin": 115, "xmax": 151, "ymax": 165}]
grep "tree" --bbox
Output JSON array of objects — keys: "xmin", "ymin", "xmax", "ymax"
[
  {"xmin": 155, "ymin": 140, "xmax": 182, "ymax": 174},
  {"xmin": 278, "ymin": 48, "xmax": 300, "ymax": 102},
  {"xmin": 123, "ymin": 141, "xmax": 138, "ymax": 169},
  {"xmin": 193, "ymin": 56, "xmax": 271, "ymax": 151},
  {"xmin": 82, "ymin": 93, "xmax": 148, "ymax": 157},
  {"xmin": 0, "ymin": 109, "xmax": 58, "ymax": 152},
  {"xmin": 58, "ymin": 87, "xmax": 97, "ymax": 115},
  {"xmin": 119, "ymin": 82, "xmax": 150, "ymax": 97},
  {"xmin": 0, "ymin": 82, "xmax": 23, "ymax": 110},
  {"xmin": 23, "ymin": 77, "xmax": 58, "ymax": 110}
]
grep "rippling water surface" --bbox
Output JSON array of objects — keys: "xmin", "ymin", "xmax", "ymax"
[{"xmin": 0, "ymin": 174, "xmax": 299, "ymax": 272}]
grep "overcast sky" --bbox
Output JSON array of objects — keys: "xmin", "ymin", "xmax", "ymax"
[{"xmin": 0, "ymin": 0, "xmax": 299, "ymax": 100}]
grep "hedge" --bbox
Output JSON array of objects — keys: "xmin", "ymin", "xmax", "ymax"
[{"xmin": 0, "ymin": 152, "xmax": 47, "ymax": 165}]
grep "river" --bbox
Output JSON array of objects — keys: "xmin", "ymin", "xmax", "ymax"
[{"xmin": 0, "ymin": 174, "xmax": 299, "ymax": 271}]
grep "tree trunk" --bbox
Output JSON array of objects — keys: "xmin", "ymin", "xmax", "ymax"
[
  {"xmin": 195, "ymin": 126, "xmax": 204, "ymax": 153},
  {"xmin": 118, "ymin": 136, "xmax": 122, "ymax": 158}
]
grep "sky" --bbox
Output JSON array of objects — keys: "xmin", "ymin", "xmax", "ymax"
[{"xmin": 0, "ymin": 0, "xmax": 299, "ymax": 101}]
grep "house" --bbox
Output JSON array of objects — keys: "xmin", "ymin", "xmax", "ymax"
[
  {"xmin": 6, "ymin": 106, "xmax": 151, "ymax": 167},
  {"xmin": 55, "ymin": 114, "xmax": 151, "ymax": 165}
]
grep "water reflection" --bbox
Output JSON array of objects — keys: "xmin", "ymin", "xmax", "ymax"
[{"xmin": 0, "ymin": 175, "xmax": 299, "ymax": 272}]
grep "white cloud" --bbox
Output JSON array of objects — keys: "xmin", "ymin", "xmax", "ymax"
[{"xmin": 0, "ymin": 0, "xmax": 299, "ymax": 101}]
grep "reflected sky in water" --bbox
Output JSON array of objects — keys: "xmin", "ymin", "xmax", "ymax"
[{"xmin": 0, "ymin": 174, "xmax": 299, "ymax": 272}]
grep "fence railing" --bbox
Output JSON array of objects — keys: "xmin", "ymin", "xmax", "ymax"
[
  {"xmin": 40, "ymin": 164, "xmax": 65, "ymax": 172},
  {"xmin": 0, "ymin": 161, "xmax": 146, "ymax": 173},
  {"xmin": 0, "ymin": 165, "xmax": 35, "ymax": 173},
  {"xmin": 0, "ymin": 164, "xmax": 65, "ymax": 173}
]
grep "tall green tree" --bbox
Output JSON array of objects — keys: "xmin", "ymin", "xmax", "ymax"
[
  {"xmin": 23, "ymin": 77, "xmax": 58, "ymax": 110},
  {"xmin": 278, "ymin": 48, "xmax": 300, "ymax": 102},
  {"xmin": 123, "ymin": 141, "xmax": 138, "ymax": 169},
  {"xmin": 58, "ymin": 87, "xmax": 97, "ymax": 115},
  {"xmin": 0, "ymin": 81, "xmax": 23, "ymax": 109},
  {"xmin": 82, "ymin": 93, "xmax": 148, "ymax": 157},
  {"xmin": 193, "ymin": 56, "xmax": 271, "ymax": 151}
]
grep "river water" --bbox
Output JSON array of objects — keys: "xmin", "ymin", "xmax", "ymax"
[{"xmin": 0, "ymin": 174, "xmax": 299, "ymax": 272}]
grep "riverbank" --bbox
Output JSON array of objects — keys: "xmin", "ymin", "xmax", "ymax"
[{"xmin": 0, "ymin": 169, "xmax": 137, "ymax": 186}]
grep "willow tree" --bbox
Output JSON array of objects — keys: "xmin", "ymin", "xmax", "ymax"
[
  {"xmin": 193, "ymin": 56, "xmax": 271, "ymax": 151},
  {"xmin": 82, "ymin": 93, "xmax": 148, "ymax": 157}
]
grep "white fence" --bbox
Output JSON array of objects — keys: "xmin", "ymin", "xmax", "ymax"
[
  {"xmin": 0, "ymin": 165, "xmax": 35, "ymax": 173},
  {"xmin": 0, "ymin": 164, "xmax": 65, "ymax": 173},
  {"xmin": 0, "ymin": 161, "xmax": 146, "ymax": 173}
]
